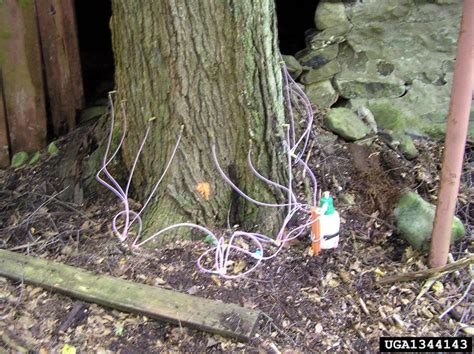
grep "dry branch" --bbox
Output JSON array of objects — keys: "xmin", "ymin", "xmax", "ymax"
[{"xmin": 378, "ymin": 254, "xmax": 474, "ymax": 284}]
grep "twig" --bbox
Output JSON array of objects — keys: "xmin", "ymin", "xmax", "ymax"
[
  {"xmin": 27, "ymin": 191, "xmax": 89, "ymax": 217},
  {"xmin": 8, "ymin": 239, "xmax": 45, "ymax": 251},
  {"xmin": 260, "ymin": 312, "xmax": 297, "ymax": 347},
  {"xmin": 378, "ymin": 254, "xmax": 474, "ymax": 284},
  {"xmin": 302, "ymin": 140, "xmax": 315, "ymax": 179},
  {"xmin": 454, "ymin": 305, "xmax": 471, "ymax": 336},
  {"xmin": 439, "ymin": 279, "xmax": 473, "ymax": 319},
  {"xmin": 15, "ymin": 275, "xmax": 24, "ymax": 309},
  {"xmin": 56, "ymin": 302, "xmax": 88, "ymax": 333},
  {"xmin": 356, "ymin": 211, "xmax": 396, "ymax": 229},
  {"xmin": 358, "ymin": 297, "xmax": 370, "ymax": 315}
]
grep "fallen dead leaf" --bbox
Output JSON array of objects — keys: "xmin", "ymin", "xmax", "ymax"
[
  {"xmin": 339, "ymin": 269, "xmax": 351, "ymax": 284},
  {"xmin": 153, "ymin": 277, "xmax": 166, "ymax": 286},
  {"xmin": 315, "ymin": 323, "xmax": 323, "ymax": 333},
  {"xmin": 460, "ymin": 324, "xmax": 474, "ymax": 335},
  {"xmin": 233, "ymin": 260, "xmax": 247, "ymax": 274},
  {"xmin": 211, "ymin": 275, "xmax": 222, "ymax": 287}
]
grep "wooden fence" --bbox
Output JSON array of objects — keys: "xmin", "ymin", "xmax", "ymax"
[{"xmin": 0, "ymin": 0, "xmax": 84, "ymax": 168}]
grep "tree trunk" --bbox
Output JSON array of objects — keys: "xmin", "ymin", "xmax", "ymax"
[{"xmin": 111, "ymin": 0, "xmax": 286, "ymax": 243}]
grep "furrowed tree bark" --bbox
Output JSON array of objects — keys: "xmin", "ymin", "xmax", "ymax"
[{"xmin": 111, "ymin": 1, "xmax": 286, "ymax": 243}]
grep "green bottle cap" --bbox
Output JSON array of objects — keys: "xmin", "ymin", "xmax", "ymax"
[{"xmin": 319, "ymin": 191, "xmax": 335, "ymax": 215}]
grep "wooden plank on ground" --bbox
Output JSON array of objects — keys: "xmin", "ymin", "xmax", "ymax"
[
  {"xmin": 0, "ymin": 79, "xmax": 10, "ymax": 168},
  {"xmin": 0, "ymin": 0, "xmax": 47, "ymax": 153},
  {"xmin": 0, "ymin": 249, "xmax": 260, "ymax": 341},
  {"xmin": 35, "ymin": 0, "xmax": 84, "ymax": 135}
]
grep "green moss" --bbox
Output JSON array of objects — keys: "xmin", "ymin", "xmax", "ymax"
[
  {"xmin": 1, "ymin": 30, "xmax": 11, "ymax": 40},
  {"xmin": 394, "ymin": 191, "xmax": 465, "ymax": 251},
  {"xmin": 369, "ymin": 103, "xmax": 407, "ymax": 131},
  {"xmin": 19, "ymin": 0, "xmax": 31, "ymax": 9},
  {"xmin": 421, "ymin": 123, "xmax": 446, "ymax": 140},
  {"xmin": 324, "ymin": 108, "xmax": 370, "ymax": 141},
  {"xmin": 398, "ymin": 134, "xmax": 418, "ymax": 159}
]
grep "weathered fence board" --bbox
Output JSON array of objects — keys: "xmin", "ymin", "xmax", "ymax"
[
  {"xmin": 59, "ymin": 0, "xmax": 84, "ymax": 110},
  {"xmin": 0, "ymin": 80, "xmax": 9, "ymax": 168},
  {"xmin": 0, "ymin": 0, "xmax": 47, "ymax": 154},
  {"xmin": 36, "ymin": 0, "xmax": 84, "ymax": 135},
  {"xmin": 0, "ymin": 250, "xmax": 261, "ymax": 341}
]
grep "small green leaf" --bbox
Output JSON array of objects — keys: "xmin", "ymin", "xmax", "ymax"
[
  {"xmin": 48, "ymin": 142, "xmax": 59, "ymax": 155},
  {"xmin": 115, "ymin": 325, "xmax": 124, "ymax": 336},
  {"xmin": 432, "ymin": 281, "xmax": 444, "ymax": 295},
  {"xmin": 29, "ymin": 151, "xmax": 41, "ymax": 165},
  {"xmin": 11, "ymin": 151, "xmax": 29, "ymax": 168},
  {"xmin": 61, "ymin": 344, "xmax": 76, "ymax": 354}
]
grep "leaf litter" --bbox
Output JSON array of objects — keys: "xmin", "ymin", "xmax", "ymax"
[{"xmin": 0, "ymin": 116, "xmax": 472, "ymax": 352}]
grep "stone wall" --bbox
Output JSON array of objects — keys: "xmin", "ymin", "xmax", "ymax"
[{"xmin": 283, "ymin": 0, "xmax": 472, "ymax": 155}]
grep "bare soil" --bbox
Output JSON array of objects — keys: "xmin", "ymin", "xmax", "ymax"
[{"xmin": 0, "ymin": 115, "xmax": 472, "ymax": 353}]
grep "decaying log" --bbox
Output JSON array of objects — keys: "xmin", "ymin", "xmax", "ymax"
[{"xmin": 0, "ymin": 249, "xmax": 261, "ymax": 341}]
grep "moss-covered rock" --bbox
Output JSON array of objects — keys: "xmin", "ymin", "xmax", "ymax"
[
  {"xmin": 314, "ymin": 0, "xmax": 349, "ymax": 30},
  {"xmin": 300, "ymin": 60, "xmax": 341, "ymax": 84},
  {"xmin": 282, "ymin": 55, "xmax": 303, "ymax": 79},
  {"xmin": 369, "ymin": 103, "xmax": 407, "ymax": 131},
  {"xmin": 353, "ymin": 93, "xmax": 456, "ymax": 141},
  {"xmin": 11, "ymin": 152, "xmax": 29, "ymax": 168},
  {"xmin": 305, "ymin": 80, "xmax": 339, "ymax": 109},
  {"xmin": 307, "ymin": 23, "xmax": 352, "ymax": 50},
  {"xmin": 324, "ymin": 108, "xmax": 370, "ymax": 141},
  {"xmin": 398, "ymin": 135, "xmax": 419, "ymax": 160},
  {"xmin": 334, "ymin": 73, "xmax": 406, "ymax": 99},
  {"xmin": 295, "ymin": 44, "xmax": 339, "ymax": 70},
  {"xmin": 329, "ymin": 1, "xmax": 463, "ymax": 140},
  {"xmin": 385, "ymin": 131, "xmax": 419, "ymax": 159},
  {"xmin": 394, "ymin": 191, "xmax": 465, "ymax": 251}
]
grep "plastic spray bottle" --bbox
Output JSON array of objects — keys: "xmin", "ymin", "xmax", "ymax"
[{"xmin": 319, "ymin": 191, "xmax": 340, "ymax": 249}]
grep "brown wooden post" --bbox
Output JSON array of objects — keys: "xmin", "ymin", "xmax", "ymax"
[
  {"xmin": 0, "ymin": 0, "xmax": 47, "ymax": 154},
  {"xmin": 429, "ymin": 0, "xmax": 474, "ymax": 268},
  {"xmin": 0, "ymin": 78, "xmax": 10, "ymax": 168},
  {"xmin": 35, "ymin": 0, "xmax": 84, "ymax": 135}
]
